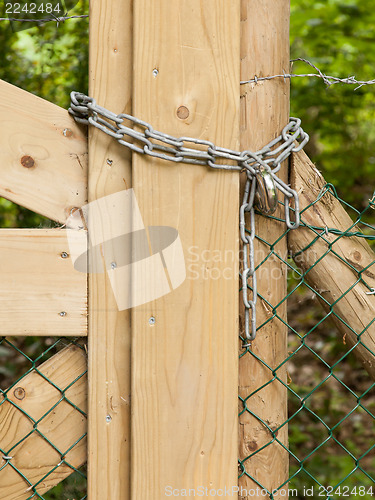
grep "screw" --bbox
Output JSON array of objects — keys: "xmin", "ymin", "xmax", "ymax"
[
  {"xmin": 13, "ymin": 387, "xmax": 25, "ymax": 400},
  {"xmin": 61, "ymin": 252, "xmax": 69, "ymax": 259},
  {"xmin": 149, "ymin": 316, "xmax": 156, "ymax": 325},
  {"xmin": 106, "ymin": 159, "xmax": 113, "ymax": 166},
  {"xmin": 63, "ymin": 128, "xmax": 73, "ymax": 137},
  {"xmin": 106, "ymin": 415, "xmax": 112, "ymax": 422},
  {"xmin": 111, "ymin": 262, "xmax": 117, "ymax": 270},
  {"xmin": 69, "ymin": 207, "xmax": 79, "ymax": 216},
  {"xmin": 152, "ymin": 68, "xmax": 159, "ymax": 77},
  {"xmin": 59, "ymin": 311, "xmax": 67, "ymax": 317}
]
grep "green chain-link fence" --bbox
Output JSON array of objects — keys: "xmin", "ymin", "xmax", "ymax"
[
  {"xmin": 0, "ymin": 337, "xmax": 87, "ymax": 499},
  {"xmin": 239, "ymin": 182, "xmax": 375, "ymax": 499},
  {"xmin": 0, "ymin": 184, "xmax": 374, "ymax": 500}
]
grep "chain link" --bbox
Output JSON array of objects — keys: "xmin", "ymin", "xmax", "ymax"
[{"xmin": 69, "ymin": 91, "xmax": 309, "ymax": 345}]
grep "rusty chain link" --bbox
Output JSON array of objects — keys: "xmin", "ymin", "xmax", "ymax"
[{"xmin": 69, "ymin": 91, "xmax": 309, "ymax": 344}]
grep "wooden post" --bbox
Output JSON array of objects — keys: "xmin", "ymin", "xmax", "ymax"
[
  {"xmin": 239, "ymin": 0, "xmax": 290, "ymax": 496},
  {"xmin": 131, "ymin": 1, "xmax": 239, "ymax": 498},
  {"xmin": 289, "ymin": 150, "xmax": 375, "ymax": 380},
  {"xmin": 87, "ymin": 0, "xmax": 133, "ymax": 498}
]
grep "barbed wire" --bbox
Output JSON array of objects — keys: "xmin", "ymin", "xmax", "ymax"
[
  {"xmin": 0, "ymin": 13, "xmax": 88, "ymax": 27},
  {"xmin": 0, "ymin": 16, "xmax": 373, "ymax": 92},
  {"xmin": 241, "ymin": 58, "xmax": 375, "ymax": 90},
  {"xmin": 0, "ymin": 16, "xmax": 373, "ymax": 90}
]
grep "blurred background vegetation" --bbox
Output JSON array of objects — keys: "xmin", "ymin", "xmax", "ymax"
[
  {"xmin": 290, "ymin": 0, "xmax": 375, "ymax": 208},
  {"xmin": 0, "ymin": 0, "xmax": 88, "ymax": 228},
  {"xmin": 288, "ymin": 4, "xmax": 375, "ymax": 494},
  {"xmin": 0, "ymin": 0, "xmax": 374, "ymax": 498}
]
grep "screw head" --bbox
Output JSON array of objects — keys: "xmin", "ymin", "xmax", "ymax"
[
  {"xmin": 111, "ymin": 262, "xmax": 117, "ymax": 270},
  {"xmin": 13, "ymin": 387, "xmax": 25, "ymax": 400},
  {"xmin": 152, "ymin": 68, "xmax": 159, "ymax": 77},
  {"xmin": 149, "ymin": 316, "xmax": 156, "ymax": 325},
  {"xmin": 63, "ymin": 128, "xmax": 73, "ymax": 137},
  {"xmin": 61, "ymin": 252, "xmax": 69, "ymax": 259},
  {"xmin": 59, "ymin": 311, "xmax": 67, "ymax": 317},
  {"xmin": 106, "ymin": 159, "xmax": 113, "ymax": 166},
  {"xmin": 106, "ymin": 414, "xmax": 112, "ymax": 422}
]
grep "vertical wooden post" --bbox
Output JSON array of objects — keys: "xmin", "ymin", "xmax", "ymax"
[
  {"xmin": 239, "ymin": 0, "xmax": 290, "ymax": 497},
  {"xmin": 131, "ymin": 1, "xmax": 239, "ymax": 498},
  {"xmin": 87, "ymin": 0, "xmax": 133, "ymax": 498}
]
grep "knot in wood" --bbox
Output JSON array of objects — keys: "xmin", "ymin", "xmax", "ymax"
[
  {"xmin": 20, "ymin": 155, "xmax": 35, "ymax": 168},
  {"xmin": 13, "ymin": 387, "xmax": 26, "ymax": 400}
]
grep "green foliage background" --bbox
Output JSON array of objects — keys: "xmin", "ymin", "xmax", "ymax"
[
  {"xmin": 1, "ymin": 0, "xmax": 374, "ymax": 220},
  {"xmin": 290, "ymin": 0, "xmax": 375, "ymax": 207},
  {"xmin": 0, "ymin": 0, "xmax": 88, "ymax": 228},
  {"xmin": 0, "ymin": 0, "xmax": 374, "ymax": 498},
  {"xmin": 289, "ymin": 2, "xmax": 375, "ymax": 494}
]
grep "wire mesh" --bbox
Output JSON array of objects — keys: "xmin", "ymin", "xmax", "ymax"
[
  {"xmin": 0, "ymin": 182, "xmax": 373, "ymax": 500},
  {"xmin": 0, "ymin": 336, "xmax": 87, "ymax": 499},
  {"xmin": 239, "ymin": 183, "xmax": 375, "ymax": 499}
]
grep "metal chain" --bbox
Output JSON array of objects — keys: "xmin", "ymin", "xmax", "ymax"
[{"xmin": 69, "ymin": 91, "xmax": 309, "ymax": 345}]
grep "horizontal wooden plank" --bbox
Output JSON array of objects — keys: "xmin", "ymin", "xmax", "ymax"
[
  {"xmin": 0, "ymin": 344, "xmax": 87, "ymax": 500},
  {"xmin": 0, "ymin": 229, "xmax": 87, "ymax": 336},
  {"xmin": 0, "ymin": 79, "xmax": 87, "ymax": 223}
]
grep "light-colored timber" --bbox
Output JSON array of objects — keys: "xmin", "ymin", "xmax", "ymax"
[
  {"xmin": 0, "ymin": 79, "xmax": 87, "ymax": 223},
  {"xmin": 0, "ymin": 344, "xmax": 87, "ymax": 500},
  {"xmin": 0, "ymin": 229, "xmax": 87, "ymax": 336},
  {"xmin": 239, "ymin": 0, "xmax": 290, "ymax": 496},
  {"xmin": 131, "ymin": 1, "xmax": 240, "ymax": 498},
  {"xmin": 289, "ymin": 150, "xmax": 375, "ymax": 380},
  {"xmin": 87, "ymin": 0, "xmax": 133, "ymax": 497}
]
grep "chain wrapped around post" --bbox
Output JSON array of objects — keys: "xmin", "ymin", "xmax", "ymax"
[{"xmin": 69, "ymin": 91, "xmax": 309, "ymax": 345}]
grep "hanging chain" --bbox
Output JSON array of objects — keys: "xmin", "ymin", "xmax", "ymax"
[
  {"xmin": 240, "ymin": 177, "xmax": 257, "ymax": 345},
  {"xmin": 69, "ymin": 92, "xmax": 309, "ymax": 345}
]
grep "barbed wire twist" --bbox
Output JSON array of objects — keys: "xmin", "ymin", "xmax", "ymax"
[
  {"xmin": 69, "ymin": 91, "xmax": 309, "ymax": 343},
  {"xmin": 0, "ymin": 13, "xmax": 88, "ymax": 27},
  {"xmin": 0, "ymin": 12, "xmax": 374, "ymax": 90},
  {"xmin": 0, "ymin": 15, "xmax": 373, "ymax": 90},
  {"xmin": 241, "ymin": 58, "xmax": 375, "ymax": 91}
]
